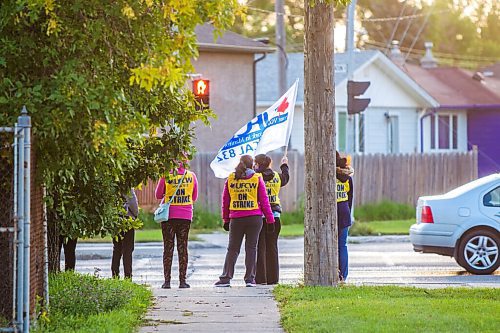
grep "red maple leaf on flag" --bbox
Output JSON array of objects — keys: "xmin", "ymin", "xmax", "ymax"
[{"xmin": 277, "ymin": 97, "xmax": 289, "ymax": 113}]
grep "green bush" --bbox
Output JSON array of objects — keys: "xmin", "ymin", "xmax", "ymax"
[
  {"xmin": 192, "ymin": 204, "xmax": 221, "ymax": 229},
  {"xmin": 349, "ymin": 222, "xmax": 375, "ymax": 236},
  {"xmin": 138, "ymin": 210, "xmax": 158, "ymax": 230},
  {"xmin": 354, "ymin": 200, "xmax": 415, "ymax": 222},
  {"xmin": 35, "ymin": 272, "xmax": 151, "ymax": 333},
  {"xmin": 138, "ymin": 205, "xmax": 221, "ymax": 230},
  {"xmin": 281, "ymin": 197, "xmax": 304, "ymax": 225}
]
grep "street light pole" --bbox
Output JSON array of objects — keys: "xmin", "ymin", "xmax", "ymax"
[{"xmin": 345, "ymin": 0, "xmax": 357, "ymax": 153}]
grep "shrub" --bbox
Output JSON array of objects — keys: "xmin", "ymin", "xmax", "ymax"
[
  {"xmin": 192, "ymin": 204, "xmax": 221, "ymax": 229},
  {"xmin": 35, "ymin": 272, "xmax": 151, "ymax": 333},
  {"xmin": 49, "ymin": 272, "xmax": 130, "ymax": 316},
  {"xmin": 281, "ymin": 197, "xmax": 305, "ymax": 225},
  {"xmin": 354, "ymin": 200, "xmax": 415, "ymax": 222},
  {"xmin": 138, "ymin": 205, "xmax": 221, "ymax": 230},
  {"xmin": 138, "ymin": 210, "xmax": 158, "ymax": 230},
  {"xmin": 349, "ymin": 222, "xmax": 375, "ymax": 236}
]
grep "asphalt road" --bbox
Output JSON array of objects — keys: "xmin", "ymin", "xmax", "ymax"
[{"xmin": 72, "ymin": 233, "xmax": 499, "ymax": 288}]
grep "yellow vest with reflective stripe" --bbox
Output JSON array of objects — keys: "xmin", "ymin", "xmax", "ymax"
[
  {"xmin": 228, "ymin": 173, "xmax": 261, "ymax": 211},
  {"xmin": 336, "ymin": 179, "xmax": 349, "ymax": 202},
  {"xmin": 165, "ymin": 171, "xmax": 195, "ymax": 206},
  {"xmin": 264, "ymin": 171, "xmax": 281, "ymax": 205}
]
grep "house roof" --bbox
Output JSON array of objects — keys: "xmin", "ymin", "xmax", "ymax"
[
  {"xmin": 257, "ymin": 50, "xmax": 438, "ymax": 107},
  {"xmin": 402, "ymin": 64, "xmax": 500, "ymax": 108},
  {"xmin": 196, "ymin": 24, "xmax": 274, "ymax": 54},
  {"xmin": 257, "ymin": 51, "xmax": 376, "ymax": 103}
]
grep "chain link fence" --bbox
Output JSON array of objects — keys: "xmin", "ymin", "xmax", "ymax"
[
  {"xmin": 1, "ymin": 110, "xmax": 45, "ymax": 333},
  {"xmin": 0, "ymin": 130, "xmax": 16, "ymax": 329}
]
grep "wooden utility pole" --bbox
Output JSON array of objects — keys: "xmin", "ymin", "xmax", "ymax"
[{"xmin": 304, "ymin": 0, "xmax": 338, "ymax": 286}]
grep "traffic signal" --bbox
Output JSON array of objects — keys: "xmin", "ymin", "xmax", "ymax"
[
  {"xmin": 347, "ymin": 80, "xmax": 370, "ymax": 115},
  {"xmin": 193, "ymin": 79, "xmax": 210, "ymax": 110}
]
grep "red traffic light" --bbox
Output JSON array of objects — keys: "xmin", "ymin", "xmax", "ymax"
[
  {"xmin": 193, "ymin": 79, "xmax": 209, "ymax": 96},
  {"xmin": 193, "ymin": 79, "xmax": 210, "ymax": 110}
]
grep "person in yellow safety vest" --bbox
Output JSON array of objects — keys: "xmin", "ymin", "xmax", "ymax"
[
  {"xmin": 336, "ymin": 151, "xmax": 354, "ymax": 282},
  {"xmin": 254, "ymin": 154, "xmax": 290, "ymax": 285},
  {"xmin": 155, "ymin": 164, "xmax": 198, "ymax": 289},
  {"xmin": 214, "ymin": 155, "xmax": 275, "ymax": 287}
]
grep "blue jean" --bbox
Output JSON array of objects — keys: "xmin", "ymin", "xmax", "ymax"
[{"xmin": 338, "ymin": 227, "xmax": 349, "ymax": 281}]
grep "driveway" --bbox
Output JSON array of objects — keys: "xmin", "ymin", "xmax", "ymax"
[{"xmin": 73, "ymin": 233, "xmax": 500, "ymax": 288}]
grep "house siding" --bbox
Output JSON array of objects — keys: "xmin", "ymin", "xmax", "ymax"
[
  {"xmin": 192, "ymin": 52, "xmax": 255, "ymax": 153},
  {"xmin": 467, "ymin": 109, "xmax": 500, "ymax": 177},
  {"xmin": 364, "ymin": 107, "xmax": 419, "ymax": 153}
]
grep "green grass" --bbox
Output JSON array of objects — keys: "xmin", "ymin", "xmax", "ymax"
[
  {"xmin": 274, "ymin": 285, "xmax": 500, "ymax": 333},
  {"xmin": 280, "ymin": 219, "xmax": 414, "ymax": 238},
  {"xmin": 354, "ymin": 200, "xmax": 415, "ymax": 222},
  {"xmin": 81, "ymin": 228, "xmax": 204, "ymax": 243},
  {"xmin": 34, "ymin": 271, "xmax": 151, "ymax": 333},
  {"xmin": 82, "ymin": 201, "xmax": 416, "ymax": 243},
  {"xmin": 280, "ymin": 224, "xmax": 306, "ymax": 237},
  {"xmin": 350, "ymin": 219, "xmax": 414, "ymax": 236},
  {"xmin": 81, "ymin": 219, "xmax": 415, "ymax": 243}
]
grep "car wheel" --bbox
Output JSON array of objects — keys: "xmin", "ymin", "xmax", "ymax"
[{"xmin": 457, "ymin": 229, "xmax": 500, "ymax": 275}]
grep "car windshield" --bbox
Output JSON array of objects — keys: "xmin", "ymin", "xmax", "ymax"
[{"xmin": 444, "ymin": 174, "xmax": 500, "ymax": 198}]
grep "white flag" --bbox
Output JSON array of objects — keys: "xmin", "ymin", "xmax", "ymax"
[{"xmin": 210, "ymin": 79, "xmax": 299, "ymax": 178}]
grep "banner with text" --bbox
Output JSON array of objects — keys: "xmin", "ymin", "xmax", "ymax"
[{"xmin": 210, "ymin": 79, "xmax": 299, "ymax": 178}]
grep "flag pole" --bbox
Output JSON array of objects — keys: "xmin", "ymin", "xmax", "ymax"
[{"xmin": 283, "ymin": 78, "xmax": 299, "ymax": 159}]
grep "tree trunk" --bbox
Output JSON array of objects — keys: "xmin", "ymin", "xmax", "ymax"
[
  {"xmin": 304, "ymin": 0, "xmax": 338, "ymax": 286},
  {"xmin": 47, "ymin": 200, "xmax": 61, "ymax": 273}
]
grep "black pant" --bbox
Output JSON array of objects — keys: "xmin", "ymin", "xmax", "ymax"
[
  {"xmin": 111, "ymin": 229, "xmax": 135, "ymax": 278},
  {"xmin": 256, "ymin": 217, "xmax": 281, "ymax": 284},
  {"xmin": 161, "ymin": 219, "xmax": 191, "ymax": 283},
  {"xmin": 219, "ymin": 215, "xmax": 263, "ymax": 284},
  {"xmin": 59, "ymin": 236, "xmax": 78, "ymax": 271}
]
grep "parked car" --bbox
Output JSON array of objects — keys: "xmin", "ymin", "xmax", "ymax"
[{"xmin": 410, "ymin": 173, "xmax": 500, "ymax": 274}]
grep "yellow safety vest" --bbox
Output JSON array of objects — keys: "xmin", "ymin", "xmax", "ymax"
[
  {"xmin": 336, "ymin": 179, "xmax": 350, "ymax": 203},
  {"xmin": 264, "ymin": 171, "xmax": 281, "ymax": 205},
  {"xmin": 228, "ymin": 172, "xmax": 261, "ymax": 211},
  {"xmin": 165, "ymin": 171, "xmax": 195, "ymax": 206}
]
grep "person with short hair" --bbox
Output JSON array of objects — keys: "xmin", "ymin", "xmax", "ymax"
[
  {"xmin": 214, "ymin": 155, "xmax": 275, "ymax": 287},
  {"xmin": 254, "ymin": 154, "xmax": 290, "ymax": 285}
]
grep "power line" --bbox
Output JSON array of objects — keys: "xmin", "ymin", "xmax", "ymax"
[
  {"xmin": 405, "ymin": 7, "xmax": 433, "ymax": 62},
  {"xmin": 365, "ymin": 39, "xmax": 500, "ymax": 62},
  {"xmin": 362, "ymin": 9, "xmax": 451, "ymax": 22},
  {"xmin": 246, "ymin": 5, "xmax": 451, "ymax": 22},
  {"xmin": 386, "ymin": 0, "xmax": 409, "ymax": 53}
]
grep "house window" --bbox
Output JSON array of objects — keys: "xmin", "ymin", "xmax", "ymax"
[
  {"xmin": 430, "ymin": 114, "xmax": 458, "ymax": 150},
  {"xmin": 337, "ymin": 112, "xmax": 347, "ymax": 152},
  {"xmin": 387, "ymin": 115, "xmax": 399, "ymax": 154}
]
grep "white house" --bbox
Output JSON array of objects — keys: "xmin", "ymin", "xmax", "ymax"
[{"xmin": 256, "ymin": 50, "xmax": 439, "ymax": 154}]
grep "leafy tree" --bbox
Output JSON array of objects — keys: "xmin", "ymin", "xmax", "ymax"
[
  {"xmin": 235, "ymin": 0, "xmax": 306, "ymax": 51},
  {"xmin": 0, "ymin": 0, "xmax": 240, "ymax": 271},
  {"xmin": 359, "ymin": 0, "xmax": 500, "ymax": 67}
]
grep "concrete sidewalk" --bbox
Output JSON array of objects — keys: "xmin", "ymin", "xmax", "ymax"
[{"xmin": 140, "ymin": 286, "xmax": 284, "ymax": 333}]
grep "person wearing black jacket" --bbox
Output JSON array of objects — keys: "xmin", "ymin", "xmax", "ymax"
[
  {"xmin": 336, "ymin": 151, "xmax": 354, "ymax": 281},
  {"xmin": 111, "ymin": 188, "xmax": 139, "ymax": 279},
  {"xmin": 254, "ymin": 154, "xmax": 290, "ymax": 285}
]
